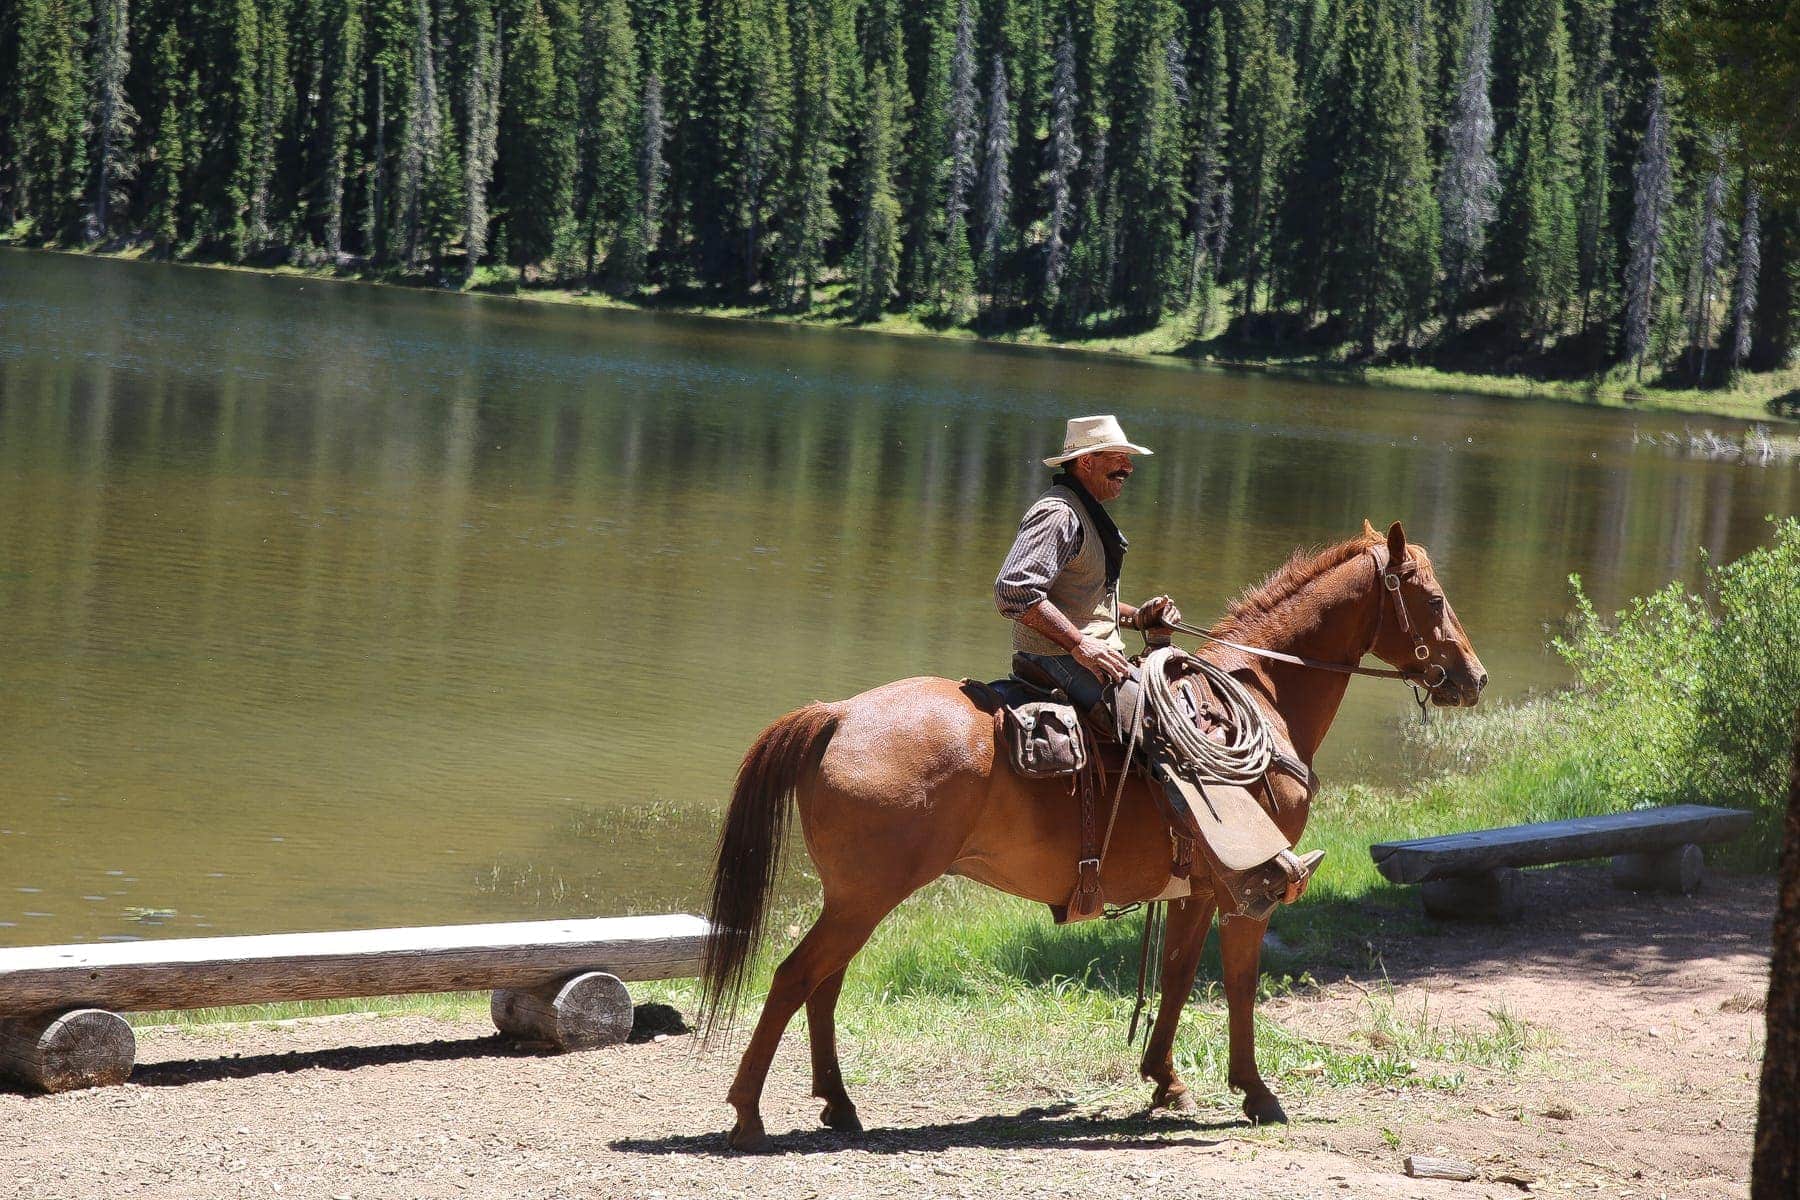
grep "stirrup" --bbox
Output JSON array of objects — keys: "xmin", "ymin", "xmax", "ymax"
[{"xmin": 1233, "ymin": 848, "xmax": 1326, "ymax": 923}]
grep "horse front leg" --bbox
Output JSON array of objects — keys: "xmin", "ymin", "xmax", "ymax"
[
  {"xmin": 1219, "ymin": 910, "xmax": 1286, "ymax": 1124},
  {"xmin": 805, "ymin": 966, "xmax": 861, "ymax": 1132},
  {"xmin": 1138, "ymin": 895, "xmax": 1219, "ymax": 1112}
]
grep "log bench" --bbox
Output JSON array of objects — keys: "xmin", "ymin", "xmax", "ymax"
[
  {"xmin": 1368, "ymin": 804, "xmax": 1754, "ymax": 921},
  {"xmin": 0, "ymin": 913, "xmax": 710, "ymax": 1093}
]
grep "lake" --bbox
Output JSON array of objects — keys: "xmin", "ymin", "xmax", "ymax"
[{"xmin": 2, "ymin": 249, "xmax": 1794, "ymax": 945}]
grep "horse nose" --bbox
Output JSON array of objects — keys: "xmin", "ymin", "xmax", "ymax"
[{"xmin": 1477, "ymin": 671, "xmax": 1489, "ymax": 690}]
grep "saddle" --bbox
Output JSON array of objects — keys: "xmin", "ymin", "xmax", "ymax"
[{"xmin": 964, "ymin": 652, "xmax": 1320, "ymax": 924}]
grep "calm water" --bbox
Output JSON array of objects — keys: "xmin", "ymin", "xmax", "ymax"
[{"xmin": 2, "ymin": 249, "xmax": 1795, "ymax": 946}]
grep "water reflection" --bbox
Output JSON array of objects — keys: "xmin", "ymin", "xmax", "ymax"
[{"xmin": 1, "ymin": 250, "xmax": 1794, "ymax": 943}]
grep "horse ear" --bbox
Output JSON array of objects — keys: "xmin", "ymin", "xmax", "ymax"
[
  {"xmin": 1361, "ymin": 518, "xmax": 1378, "ymax": 539},
  {"xmin": 1386, "ymin": 520, "xmax": 1407, "ymax": 562}
]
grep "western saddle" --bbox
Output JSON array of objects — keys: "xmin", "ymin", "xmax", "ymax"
[{"xmin": 964, "ymin": 649, "xmax": 1319, "ymax": 924}]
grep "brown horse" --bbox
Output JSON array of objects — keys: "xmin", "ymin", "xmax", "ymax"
[{"xmin": 701, "ymin": 520, "xmax": 1486, "ymax": 1151}]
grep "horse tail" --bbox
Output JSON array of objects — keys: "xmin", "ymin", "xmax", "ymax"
[{"xmin": 698, "ymin": 702, "xmax": 839, "ymax": 1039}]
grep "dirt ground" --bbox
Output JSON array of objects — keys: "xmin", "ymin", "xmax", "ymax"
[{"xmin": 1, "ymin": 867, "xmax": 1771, "ymax": 1200}]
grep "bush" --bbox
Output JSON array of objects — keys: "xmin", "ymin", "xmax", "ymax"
[{"xmin": 1557, "ymin": 515, "xmax": 1800, "ymax": 865}]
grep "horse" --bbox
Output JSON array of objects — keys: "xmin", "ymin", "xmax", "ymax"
[{"xmin": 699, "ymin": 519, "xmax": 1487, "ymax": 1152}]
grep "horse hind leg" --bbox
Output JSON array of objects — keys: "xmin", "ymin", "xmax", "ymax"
[
  {"xmin": 805, "ymin": 967, "xmax": 860, "ymax": 1132},
  {"xmin": 1138, "ymin": 895, "xmax": 1218, "ymax": 1114},
  {"xmin": 725, "ymin": 900, "xmax": 890, "ymax": 1152}
]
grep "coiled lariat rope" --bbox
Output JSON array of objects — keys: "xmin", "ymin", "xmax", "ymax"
[
  {"xmin": 1138, "ymin": 644, "xmax": 1274, "ymax": 787},
  {"xmin": 1095, "ymin": 643, "xmax": 1275, "ymax": 872}
]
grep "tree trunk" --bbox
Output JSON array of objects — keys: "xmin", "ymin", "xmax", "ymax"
[{"xmin": 1753, "ymin": 713, "xmax": 1800, "ymax": 1197}]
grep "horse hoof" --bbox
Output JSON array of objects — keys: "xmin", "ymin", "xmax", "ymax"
[
  {"xmin": 1243, "ymin": 1092, "xmax": 1288, "ymax": 1125},
  {"xmin": 1151, "ymin": 1086, "xmax": 1197, "ymax": 1114},
  {"xmin": 820, "ymin": 1102, "xmax": 864, "ymax": 1133},
  {"xmin": 728, "ymin": 1120, "xmax": 770, "ymax": 1153}
]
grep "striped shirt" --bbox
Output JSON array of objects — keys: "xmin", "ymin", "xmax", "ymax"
[{"xmin": 994, "ymin": 502, "xmax": 1086, "ymax": 620}]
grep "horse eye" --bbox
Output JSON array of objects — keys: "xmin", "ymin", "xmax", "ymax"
[{"xmin": 1428, "ymin": 594, "xmax": 1445, "ymax": 611}]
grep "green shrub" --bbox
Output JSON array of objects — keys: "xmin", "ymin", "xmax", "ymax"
[{"xmin": 1556, "ymin": 515, "xmax": 1800, "ymax": 864}]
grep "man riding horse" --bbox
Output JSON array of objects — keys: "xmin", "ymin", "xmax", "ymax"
[
  {"xmin": 700, "ymin": 413, "xmax": 1488, "ymax": 1149},
  {"xmin": 997, "ymin": 414, "xmax": 1320, "ymax": 919}
]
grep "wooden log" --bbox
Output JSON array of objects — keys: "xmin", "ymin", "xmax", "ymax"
[
  {"xmin": 1403, "ymin": 1155, "xmax": 1478, "ymax": 1181},
  {"xmin": 1420, "ymin": 868, "xmax": 1525, "ymax": 922},
  {"xmin": 1611, "ymin": 842, "xmax": 1705, "ymax": 894},
  {"xmin": 0, "ymin": 914, "xmax": 709, "ymax": 1018},
  {"xmin": 492, "ymin": 971, "xmax": 633, "ymax": 1050},
  {"xmin": 1370, "ymin": 804, "xmax": 1753, "ymax": 884},
  {"xmin": 0, "ymin": 1009, "xmax": 135, "ymax": 1092}
]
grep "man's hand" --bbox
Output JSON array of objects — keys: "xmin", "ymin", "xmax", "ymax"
[
  {"xmin": 1072, "ymin": 634, "xmax": 1132, "ymax": 683},
  {"xmin": 1133, "ymin": 594, "xmax": 1183, "ymax": 631}
]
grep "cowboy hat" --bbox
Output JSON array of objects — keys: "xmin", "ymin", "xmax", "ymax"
[{"xmin": 1041, "ymin": 414, "xmax": 1155, "ymax": 467}]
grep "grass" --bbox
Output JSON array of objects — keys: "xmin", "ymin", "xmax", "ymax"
[{"xmin": 11, "ymin": 241, "xmax": 1796, "ymax": 427}]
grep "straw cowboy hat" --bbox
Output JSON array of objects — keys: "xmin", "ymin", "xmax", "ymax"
[{"xmin": 1041, "ymin": 414, "xmax": 1155, "ymax": 467}]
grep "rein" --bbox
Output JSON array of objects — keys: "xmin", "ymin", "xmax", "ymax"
[{"xmin": 1166, "ymin": 546, "xmax": 1450, "ymax": 694}]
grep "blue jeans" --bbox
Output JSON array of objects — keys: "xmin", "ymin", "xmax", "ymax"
[{"xmin": 1016, "ymin": 652, "xmax": 1150, "ymax": 744}]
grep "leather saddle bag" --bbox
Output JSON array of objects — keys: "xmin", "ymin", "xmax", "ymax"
[{"xmin": 1002, "ymin": 700, "xmax": 1088, "ymax": 780}]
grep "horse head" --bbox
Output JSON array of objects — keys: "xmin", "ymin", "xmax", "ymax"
[{"xmin": 1361, "ymin": 519, "xmax": 1487, "ymax": 707}]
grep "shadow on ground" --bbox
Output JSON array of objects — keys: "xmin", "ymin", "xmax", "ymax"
[
  {"xmin": 608, "ymin": 1100, "xmax": 1251, "ymax": 1157},
  {"xmin": 123, "ymin": 1034, "xmax": 538, "ymax": 1089},
  {"xmin": 953, "ymin": 864, "xmax": 1775, "ymax": 1002}
]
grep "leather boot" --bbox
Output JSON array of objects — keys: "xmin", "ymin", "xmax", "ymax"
[{"xmin": 1229, "ymin": 848, "xmax": 1327, "ymax": 922}]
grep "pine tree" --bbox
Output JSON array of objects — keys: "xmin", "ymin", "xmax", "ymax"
[
  {"xmin": 1569, "ymin": 0, "xmax": 1613, "ymax": 335},
  {"xmin": 902, "ymin": 0, "xmax": 955, "ymax": 301},
  {"xmin": 1230, "ymin": 0, "xmax": 1296, "ymax": 323},
  {"xmin": 395, "ymin": 0, "xmax": 440, "ymax": 266},
  {"xmin": 15, "ymin": 0, "xmax": 89, "ymax": 239},
  {"xmin": 1040, "ymin": 23, "xmax": 1080, "ymax": 314},
  {"xmin": 1196, "ymin": 179, "xmax": 1232, "ymax": 337},
  {"xmin": 1321, "ymin": 0, "xmax": 1439, "ymax": 355},
  {"xmin": 609, "ymin": 70, "xmax": 666, "ymax": 295},
  {"xmin": 1751, "ymin": 201, "xmax": 1799, "ymax": 371},
  {"xmin": 851, "ymin": 62, "xmax": 901, "ymax": 319},
  {"xmin": 776, "ymin": 0, "xmax": 846, "ymax": 310},
  {"xmin": 1184, "ymin": 7, "xmax": 1228, "ymax": 308},
  {"xmin": 319, "ymin": 0, "xmax": 364, "ymax": 259},
  {"xmin": 193, "ymin": 0, "xmax": 262, "ymax": 259},
  {"xmin": 1686, "ymin": 141, "xmax": 1727, "ymax": 381},
  {"xmin": 1108, "ymin": 0, "xmax": 1184, "ymax": 325},
  {"xmin": 246, "ymin": 0, "xmax": 290, "ymax": 251},
  {"xmin": 1057, "ymin": 126, "xmax": 1109, "ymax": 330},
  {"xmin": 462, "ymin": 6, "xmax": 501, "ymax": 280},
  {"xmin": 1623, "ymin": 79, "xmax": 1672, "ymax": 379},
  {"xmin": 145, "ymin": 22, "xmax": 188, "ymax": 254},
  {"xmin": 1275, "ymin": 0, "xmax": 1344, "ymax": 319},
  {"xmin": 420, "ymin": 69, "xmax": 464, "ymax": 269},
  {"xmin": 86, "ymin": 0, "xmax": 135, "ymax": 243},
  {"xmin": 974, "ymin": 53, "xmax": 1013, "ymax": 312},
  {"xmin": 499, "ymin": 0, "xmax": 577, "ymax": 272},
  {"xmin": 1437, "ymin": 0, "xmax": 1498, "ymax": 331},
  {"xmin": 364, "ymin": 60, "xmax": 387, "ymax": 262},
  {"xmin": 1727, "ymin": 181, "xmax": 1761, "ymax": 375},
  {"xmin": 689, "ymin": 0, "xmax": 793, "ymax": 291},
  {"xmin": 932, "ymin": 0, "xmax": 978, "ymax": 323},
  {"xmin": 571, "ymin": 0, "xmax": 638, "ymax": 282},
  {"xmin": 1496, "ymin": 0, "xmax": 1578, "ymax": 347}
]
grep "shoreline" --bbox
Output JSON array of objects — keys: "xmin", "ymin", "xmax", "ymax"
[{"xmin": 10, "ymin": 241, "xmax": 1797, "ymax": 427}]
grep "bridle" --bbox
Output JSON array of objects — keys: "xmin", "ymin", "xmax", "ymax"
[{"xmin": 1168, "ymin": 545, "xmax": 1453, "ymax": 704}]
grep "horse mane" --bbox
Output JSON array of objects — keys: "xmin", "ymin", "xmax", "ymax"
[{"xmin": 1208, "ymin": 532, "xmax": 1381, "ymax": 642}]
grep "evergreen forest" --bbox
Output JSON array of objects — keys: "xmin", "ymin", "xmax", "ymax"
[{"xmin": 2, "ymin": 0, "xmax": 1796, "ymax": 389}]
